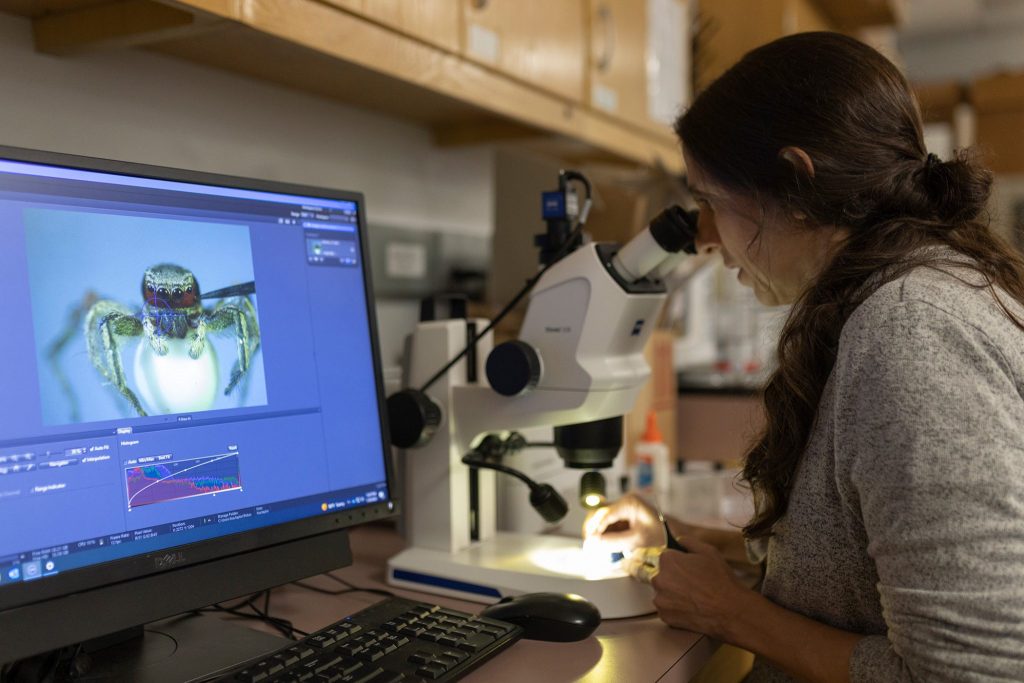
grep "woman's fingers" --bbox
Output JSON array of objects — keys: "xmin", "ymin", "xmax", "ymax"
[{"xmin": 625, "ymin": 546, "xmax": 663, "ymax": 583}]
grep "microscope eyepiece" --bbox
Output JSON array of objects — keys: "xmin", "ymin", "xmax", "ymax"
[
  {"xmin": 610, "ymin": 206, "xmax": 699, "ymax": 283},
  {"xmin": 649, "ymin": 205, "xmax": 699, "ymax": 256}
]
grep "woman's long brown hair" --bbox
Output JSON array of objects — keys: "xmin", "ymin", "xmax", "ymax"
[{"xmin": 675, "ymin": 32, "xmax": 1024, "ymax": 539}]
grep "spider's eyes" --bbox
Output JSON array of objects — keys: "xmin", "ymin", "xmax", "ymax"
[{"xmin": 186, "ymin": 287, "xmax": 193, "ymax": 294}]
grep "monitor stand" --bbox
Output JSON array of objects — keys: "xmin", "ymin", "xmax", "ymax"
[{"xmin": 74, "ymin": 614, "xmax": 288, "ymax": 682}]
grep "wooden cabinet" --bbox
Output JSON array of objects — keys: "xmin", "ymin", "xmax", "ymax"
[
  {"xmin": 460, "ymin": 0, "xmax": 586, "ymax": 103},
  {"xmin": 971, "ymin": 72, "xmax": 1024, "ymax": 174},
  {"xmin": 695, "ymin": 0, "xmax": 834, "ymax": 91},
  {"xmin": 0, "ymin": 0, "xmax": 904, "ymax": 171},
  {"xmin": 587, "ymin": 0, "xmax": 689, "ymax": 135},
  {"xmin": 588, "ymin": 0, "xmax": 647, "ymax": 125},
  {"xmin": 323, "ymin": 0, "xmax": 460, "ymax": 53}
]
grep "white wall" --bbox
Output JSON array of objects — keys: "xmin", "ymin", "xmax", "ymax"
[{"xmin": 0, "ymin": 14, "xmax": 495, "ymax": 369}]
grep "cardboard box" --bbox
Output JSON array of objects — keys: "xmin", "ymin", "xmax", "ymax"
[
  {"xmin": 971, "ymin": 72, "xmax": 1024, "ymax": 174},
  {"xmin": 971, "ymin": 72, "xmax": 1024, "ymax": 112},
  {"xmin": 677, "ymin": 392, "xmax": 765, "ymax": 465},
  {"xmin": 976, "ymin": 111, "xmax": 1024, "ymax": 174},
  {"xmin": 913, "ymin": 80, "xmax": 965, "ymax": 125}
]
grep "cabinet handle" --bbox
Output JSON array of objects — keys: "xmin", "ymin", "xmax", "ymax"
[
  {"xmin": 595, "ymin": 4, "xmax": 616, "ymax": 72},
  {"xmin": 471, "ymin": 0, "xmax": 488, "ymax": 9}
]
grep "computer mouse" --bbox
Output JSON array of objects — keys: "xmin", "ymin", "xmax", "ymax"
[{"xmin": 479, "ymin": 592, "xmax": 601, "ymax": 642}]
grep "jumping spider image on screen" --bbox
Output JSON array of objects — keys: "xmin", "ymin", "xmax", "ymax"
[{"xmin": 50, "ymin": 263, "xmax": 260, "ymax": 418}]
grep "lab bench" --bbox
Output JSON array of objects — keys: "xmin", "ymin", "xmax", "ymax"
[{"xmin": 233, "ymin": 524, "xmax": 723, "ymax": 682}]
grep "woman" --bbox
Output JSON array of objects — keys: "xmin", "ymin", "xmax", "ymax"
[{"xmin": 590, "ymin": 32, "xmax": 1024, "ymax": 682}]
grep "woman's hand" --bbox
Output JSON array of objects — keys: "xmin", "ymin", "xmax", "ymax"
[
  {"xmin": 648, "ymin": 531, "xmax": 756, "ymax": 640},
  {"xmin": 581, "ymin": 492, "xmax": 666, "ymax": 556}
]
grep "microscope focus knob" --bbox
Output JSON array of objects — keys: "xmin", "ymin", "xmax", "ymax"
[
  {"xmin": 386, "ymin": 389, "xmax": 441, "ymax": 449},
  {"xmin": 486, "ymin": 341, "xmax": 541, "ymax": 397}
]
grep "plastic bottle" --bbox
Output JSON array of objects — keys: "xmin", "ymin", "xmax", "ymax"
[{"xmin": 632, "ymin": 412, "xmax": 671, "ymax": 509}]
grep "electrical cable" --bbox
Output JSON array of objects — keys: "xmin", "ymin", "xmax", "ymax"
[
  {"xmin": 290, "ymin": 572, "xmax": 393, "ymax": 598},
  {"xmin": 417, "ymin": 172, "xmax": 592, "ymax": 394},
  {"xmin": 461, "ymin": 453, "xmax": 539, "ymax": 491},
  {"xmin": 191, "ymin": 589, "xmax": 306, "ymax": 640}
]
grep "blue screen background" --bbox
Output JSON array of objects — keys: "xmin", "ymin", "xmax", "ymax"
[{"xmin": 24, "ymin": 209, "xmax": 268, "ymax": 424}]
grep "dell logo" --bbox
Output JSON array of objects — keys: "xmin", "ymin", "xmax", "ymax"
[
  {"xmin": 631, "ymin": 319, "xmax": 645, "ymax": 336},
  {"xmin": 154, "ymin": 552, "xmax": 186, "ymax": 570}
]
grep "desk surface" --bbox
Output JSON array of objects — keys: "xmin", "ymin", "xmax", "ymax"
[{"xmin": 244, "ymin": 524, "xmax": 718, "ymax": 682}]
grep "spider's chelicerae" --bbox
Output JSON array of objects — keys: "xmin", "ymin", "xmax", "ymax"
[{"xmin": 81, "ymin": 263, "xmax": 260, "ymax": 417}]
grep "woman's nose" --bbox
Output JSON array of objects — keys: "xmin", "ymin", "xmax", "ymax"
[{"xmin": 693, "ymin": 210, "xmax": 721, "ymax": 256}]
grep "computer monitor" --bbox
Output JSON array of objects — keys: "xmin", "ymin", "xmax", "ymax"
[{"xmin": 0, "ymin": 146, "xmax": 396, "ymax": 674}]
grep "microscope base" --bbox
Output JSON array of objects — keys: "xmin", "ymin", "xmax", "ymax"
[{"xmin": 386, "ymin": 532, "xmax": 655, "ymax": 619}]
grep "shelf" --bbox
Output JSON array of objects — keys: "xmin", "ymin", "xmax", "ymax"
[
  {"xmin": 1, "ymin": 0, "xmax": 684, "ymax": 171},
  {"xmin": 811, "ymin": 0, "xmax": 904, "ymax": 31}
]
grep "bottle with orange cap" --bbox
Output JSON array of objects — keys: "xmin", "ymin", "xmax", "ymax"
[{"xmin": 631, "ymin": 411, "xmax": 671, "ymax": 509}]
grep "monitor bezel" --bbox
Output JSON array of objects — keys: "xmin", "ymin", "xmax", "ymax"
[{"xmin": 0, "ymin": 145, "xmax": 398, "ymax": 614}]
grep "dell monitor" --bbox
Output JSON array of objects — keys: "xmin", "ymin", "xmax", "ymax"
[{"xmin": 0, "ymin": 147, "xmax": 396, "ymax": 678}]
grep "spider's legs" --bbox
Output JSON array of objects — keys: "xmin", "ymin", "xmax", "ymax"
[
  {"xmin": 85, "ymin": 300, "xmax": 147, "ymax": 416},
  {"xmin": 47, "ymin": 291, "xmax": 100, "ymax": 422},
  {"xmin": 206, "ymin": 297, "xmax": 261, "ymax": 396},
  {"xmin": 189, "ymin": 316, "xmax": 208, "ymax": 360}
]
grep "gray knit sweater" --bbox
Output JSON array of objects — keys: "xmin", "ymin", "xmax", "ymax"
[{"xmin": 746, "ymin": 261, "xmax": 1024, "ymax": 682}]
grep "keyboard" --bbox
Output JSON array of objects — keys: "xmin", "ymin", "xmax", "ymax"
[{"xmin": 220, "ymin": 596, "xmax": 523, "ymax": 683}]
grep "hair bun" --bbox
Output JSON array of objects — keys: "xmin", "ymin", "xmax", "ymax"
[{"xmin": 922, "ymin": 149, "xmax": 992, "ymax": 224}]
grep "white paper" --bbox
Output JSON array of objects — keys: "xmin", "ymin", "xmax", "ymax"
[
  {"xmin": 467, "ymin": 23, "xmax": 501, "ymax": 64},
  {"xmin": 592, "ymin": 83, "xmax": 619, "ymax": 113},
  {"xmin": 386, "ymin": 242, "xmax": 428, "ymax": 280}
]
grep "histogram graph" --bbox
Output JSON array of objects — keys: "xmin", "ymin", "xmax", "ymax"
[{"xmin": 126, "ymin": 453, "xmax": 242, "ymax": 510}]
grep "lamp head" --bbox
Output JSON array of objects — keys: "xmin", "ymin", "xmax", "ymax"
[{"xmin": 579, "ymin": 470, "xmax": 607, "ymax": 509}]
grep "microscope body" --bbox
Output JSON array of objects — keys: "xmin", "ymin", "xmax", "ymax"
[
  {"xmin": 389, "ymin": 243, "xmax": 672, "ymax": 617},
  {"xmin": 387, "ymin": 176, "xmax": 697, "ymax": 616}
]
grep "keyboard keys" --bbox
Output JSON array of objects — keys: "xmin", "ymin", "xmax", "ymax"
[
  {"xmin": 362, "ymin": 671, "xmax": 404, "ymax": 683},
  {"xmin": 221, "ymin": 596, "xmax": 520, "ymax": 683},
  {"xmin": 406, "ymin": 651, "xmax": 432, "ymax": 665},
  {"xmin": 457, "ymin": 632, "xmax": 496, "ymax": 653},
  {"xmin": 341, "ymin": 667, "xmax": 383, "ymax": 683},
  {"xmin": 415, "ymin": 663, "xmax": 447, "ymax": 680},
  {"xmin": 436, "ymin": 634, "xmax": 461, "ymax": 647},
  {"xmin": 308, "ymin": 633, "xmax": 336, "ymax": 649}
]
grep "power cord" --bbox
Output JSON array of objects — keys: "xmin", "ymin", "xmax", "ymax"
[
  {"xmin": 191, "ymin": 590, "xmax": 307, "ymax": 640},
  {"xmin": 290, "ymin": 572, "xmax": 394, "ymax": 599}
]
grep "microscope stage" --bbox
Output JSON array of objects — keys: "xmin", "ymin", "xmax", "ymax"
[{"xmin": 387, "ymin": 532, "xmax": 655, "ymax": 619}]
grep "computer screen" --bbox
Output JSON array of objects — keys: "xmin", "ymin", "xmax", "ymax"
[{"xmin": 0, "ymin": 147, "xmax": 395, "ymax": 660}]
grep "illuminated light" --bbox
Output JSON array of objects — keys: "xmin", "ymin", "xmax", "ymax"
[
  {"xmin": 579, "ymin": 470, "xmax": 607, "ymax": 509},
  {"xmin": 527, "ymin": 545, "xmax": 630, "ymax": 581},
  {"xmin": 135, "ymin": 338, "xmax": 218, "ymax": 414},
  {"xmin": 321, "ymin": 503, "xmax": 328, "ymax": 512}
]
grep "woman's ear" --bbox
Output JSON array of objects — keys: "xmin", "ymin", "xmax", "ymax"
[{"xmin": 779, "ymin": 146, "xmax": 815, "ymax": 178}]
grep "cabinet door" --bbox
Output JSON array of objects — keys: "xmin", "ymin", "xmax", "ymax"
[
  {"xmin": 326, "ymin": 0, "xmax": 460, "ymax": 53},
  {"xmin": 589, "ymin": 0, "xmax": 688, "ymax": 132},
  {"xmin": 461, "ymin": 0, "xmax": 586, "ymax": 102},
  {"xmin": 588, "ymin": 0, "xmax": 648, "ymax": 125}
]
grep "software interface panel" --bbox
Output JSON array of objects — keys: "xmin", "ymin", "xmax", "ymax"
[{"xmin": 0, "ymin": 158, "xmax": 389, "ymax": 587}]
